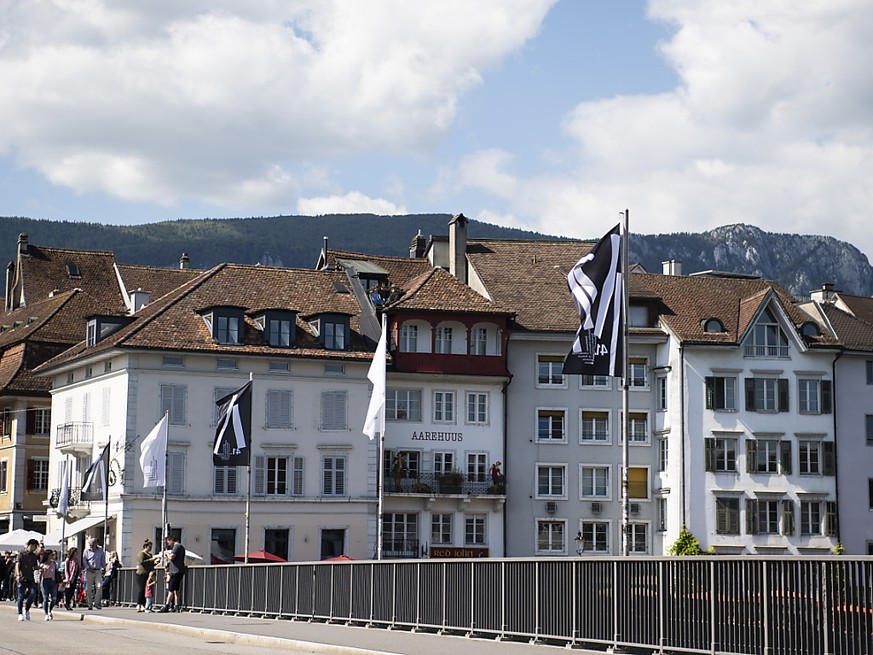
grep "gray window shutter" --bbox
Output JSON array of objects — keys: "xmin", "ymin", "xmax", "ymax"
[
  {"xmin": 745, "ymin": 379, "xmax": 756, "ymax": 411},
  {"xmin": 728, "ymin": 500, "xmax": 739, "ymax": 535},
  {"xmin": 253, "ymin": 455, "xmax": 265, "ymax": 496},
  {"xmin": 781, "ymin": 500, "xmax": 795, "ymax": 535},
  {"xmin": 292, "ymin": 457, "xmax": 304, "ymax": 496},
  {"xmin": 704, "ymin": 438, "xmax": 715, "ymax": 472},
  {"xmin": 167, "ymin": 451, "xmax": 185, "ymax": 495},
  {"xmin": 214, "ymin": 467, "xmax": 224, "ymax": 494},
  {"xmin": 746, "ymin": 499, "xmax": 758, "ymax": 534},
  {"xmin": 746, "ymin": 440, "xmax": 758, "ymax": 474},
  {"xmin": 778, "ymin": 378, "xmax": 789, "ymax": 412},
  {"xmin": 266, "ymin": 390, "xmax": 292, "ymax": 428},
  {"xmin": 821, "ymin": 380, "xmax": 832, "ymax": 414},
  {"xmin": 227, "ymin": 467, "xmax": 237, "ymax": 494},
  {"xmin": 822, "ymin": 441, "xmax": 835, "ymax": 476},
  {"xmin": 705, "ymin": 377, "xmax": 715, "ymax": 410},
  {"xmin": 780, "ymin": 440, "xmax": 792, "ymax": 475}
]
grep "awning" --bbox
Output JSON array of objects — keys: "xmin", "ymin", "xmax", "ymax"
[{"xmin": 46, "ymin": 514, "xmax": 115, "ymax": 543}]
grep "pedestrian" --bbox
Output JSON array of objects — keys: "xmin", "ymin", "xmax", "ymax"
[
  {"xmin": 144, "ymin": 570, "xmax": 156, "ymax": 612},
  {"xmin": 134, "ymin": 539, "xmax": 157, "ymax": 612},
  {"xmin": 81, "ymin": 537, "xmax": 106, "ymax": 610},
  {"xmin": 39, "ymin": 549, "xmax": 59, "ymax": 620},
  {"xmin": 63, "ymin": 547, "xmax": 81, "ymax": 610},
  {"xmin": 102, "ymin": 551, "xmax": 121, "ymax": 605},
  {"xmin": 15, "ymin": 538, "xmax": 39, "ymax": 621},
  {"xmin": 158, "ymin": 534, "xmax": 186, "ymax": 613}
]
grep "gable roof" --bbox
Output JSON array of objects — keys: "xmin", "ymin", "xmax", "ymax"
[
  {"xmin": 323, "ymin": 248, "xmax": 432, "ymax": 289},
  {"xmin": 818, "ymin": 301, "xmax": 873, "ymax": 352},
  {"xmin": 116, "ymin": 264, "xmax": 203, "ymax": 305},
  {"xmin": 387, "ymin": 266, "xmax": 514, "ymax": 316}
]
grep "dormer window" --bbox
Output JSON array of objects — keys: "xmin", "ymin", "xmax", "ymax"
[
  {"xmin": 200, "ymin": 307, "xmax": 246, "ymax": 345},
  {"xmin": 66, "ymin": 263, "xmax": 81, "ymax": 279},
  {"xmin": 801, "ymin": 321, "xmax": 821, "ymax": 339},
  {"xmin": 254, "ymin": 310, "xmax": 296, "ymax": 348},
  {"xmin": 86, "ymin": 315, "xmax": 131, "ymax": 347},
  {"xmin": 315, "ymin": 314, "xmax": 349, "ymax": 351},
  {"xmin": 628, "ymin": 305, "xmax": 651, "ymax": 327},
  {"xmin": 702, "ymin": 318, "xmax": 725, "ymax": 333},
  {"xmin": 745, "ymin": 308, "xmax": 789, "ymax": 358}
]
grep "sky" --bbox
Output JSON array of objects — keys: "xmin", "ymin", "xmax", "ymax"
[{"xmin": 1, "ymin": 1, "xmax": 872, "ymax": 257}]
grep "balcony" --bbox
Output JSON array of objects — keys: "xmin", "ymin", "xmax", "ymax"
[
  {"xmin": 55, "ymin": 422, "xmax": 93, "ymax": 451},
  {"xmin": 393, "ymin": 352, "xmax": 508, "ymax": 377},
  {"xmin": 49, "ymin": 486, "xmax": 91, "ymax": 518},
  {"xmin": 381, "ymin": 538, "xmax": 420, "ymax": 559},
  {"xmin": 383, "ymin": 471, "xmax": 505, "ymax": 496}
]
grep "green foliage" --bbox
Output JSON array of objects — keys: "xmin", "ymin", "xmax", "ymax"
[
  {"xmin": 833, "ymin": 543, "xmax": 845, "ymax": 555},
  {"xmin": 668, "ymin": 524, "xmax": 706, "ymax": 556}
]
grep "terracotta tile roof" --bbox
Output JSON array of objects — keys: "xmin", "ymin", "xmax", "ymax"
[
  {"xmin": 325, "ymin": 248, "xmax": 431, "ymax": 289},
  {"xmin": 0, "ymin": 290, "xmax": 117, "ymax": 348},
  {"xmin": 36, "ymin": 264, "xmax": 377, "ymax": 372},
  {"xmin": 820, "ymin": 303, "xmax": 873, "ymax": 352},
  {"xmin": 388, "ymin": 266, "xmax": 514, "ymax": 316},
  {"xmin": 15, "ymin": 244, "xmax": 126, "ymax": 310},
  {"xmin": 117, "ymin": 264, "xmax": 203, "ymax": 303},
  {"xmin": 833, "ymin": 292, "xmax": 873, "ymax": 325}
]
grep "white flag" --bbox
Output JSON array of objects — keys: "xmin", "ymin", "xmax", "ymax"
[
  {"xmin": 56, "ymin": 458, "xmax": 70, "ymax": 518},
  {"xmin": 362, "ymin": 325, "xmax": 387, "ymax": 440},
  {"xmin": 139, "ymin": 414, "xmax": 169, "ymax": 488}
]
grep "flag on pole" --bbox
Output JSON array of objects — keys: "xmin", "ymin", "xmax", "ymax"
[
  {"xmin": 139, "ymin": 414, "xmax": 169, "ymax": 488},
  {"xmin": 363, "ymin": 324, "xmax": 387, "ymax": 440},
  {"xmin": 81, "ymin": 441, "xmax": 110, "ymax": 501},
  {"xmin": 56, "ymin": 457, "xmax": 70, "ymax": 518},
  {"xmin": 563, "ymin": 224, "xmax": 624, "ymax": 377},
  {"xmin": 213, "ymin": 381, "xmax": 252, "ymax": 466}
]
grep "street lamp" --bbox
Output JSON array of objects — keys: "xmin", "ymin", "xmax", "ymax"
[{"xmin": 574, "ymin": 531, "xmax": 584, "ymax": 556}]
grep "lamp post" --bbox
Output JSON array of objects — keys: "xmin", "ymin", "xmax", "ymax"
[{"xmin": 574, "ymin": 531, "xmax": 585, "ymax": 556}]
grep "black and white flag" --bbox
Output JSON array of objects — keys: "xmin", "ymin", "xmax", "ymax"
[
  {"xmin": 81, "ymin": 441, "xmax": 110, "ymax": 501},
  {"xmin": 213, "ymin": 381, "xmax": 252, "ymax": 467},
  {"xmin": 563, "ymin": 224, "xmax": 624, "ymax": 377}
]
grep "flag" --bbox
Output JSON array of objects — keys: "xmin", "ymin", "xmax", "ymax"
[
  {"xmin": 363, "ymin": 325, "xmax": 387, "ymax": 439},
  {"xmin": 56, "ymin": 458, "xmax": 70, "ymax": 518},
  {"xmin": 81, "ymin": 441, "xmax": 110, "ymax": 501},
  {"xmin": 563, "ymin": 224, "xmax": 624, "ymax": 377},
  {"xmin": 213, "ymin": 381, "xmax": 252, "ymax": 466},
  {"xmin": 139, "ymin": 414, "xmax": 169, "ymax": 488}
]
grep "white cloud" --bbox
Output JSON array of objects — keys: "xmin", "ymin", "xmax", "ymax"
[
  {"xmin": 297, "ymin": 191, "xmax": 406, "ymax": 216},
  {"xmin": 456, "ymin": 0, "xmax": 873, "ymax": 256},
  {"xmin": 0, "ymin": 1, "xmax": 554, "ymax": 210}
]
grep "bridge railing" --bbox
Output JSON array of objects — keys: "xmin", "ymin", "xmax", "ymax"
[{"xmin": 117, "ymin": 556, "xmax": 873, "ymax": 655}]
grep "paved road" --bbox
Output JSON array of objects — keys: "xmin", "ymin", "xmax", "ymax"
[{"xmin": 1, "ymin": 603, "xmax": 604, "ymax": 655}]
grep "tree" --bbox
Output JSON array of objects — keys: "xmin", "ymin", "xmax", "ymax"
[{"xmin": 668, "ymin": 524, "xmax": 705, "ymax": 556}]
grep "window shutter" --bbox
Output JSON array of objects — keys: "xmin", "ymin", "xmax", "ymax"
[
  {"xmin": 322, "ymin": 458, "xmax": 333, "ymax": 495},
  {"xmin": 822, "ymin": 441, "xmax": 835, "ymax": 476},
  {"xmin": 25, "ymin": 407, "xmax": 35, "ymax": 435},
  {"xmin": 168, "ymin": 451, "xmax": 185, "ymax": 495},
  {"xmin": 777, "ymin": 378, "xmax": 789, "ymax": 412},
  {"xmin": 214, "ymin": 467, "xmax": 225, "ymax": 494},
  {"xmin": 704, "ymin": 438, "xmax": 715, "ymax": 472},
  {"xmin": 705, "ymin": 377, "xmax": 715, "ymax": 410},
  {"xmin": 26, "ymin": 459, "xmax": 35, "ymax": 490},
  {"xmin": 292, "ymin": 457, "xmax": 304, "ymax": 495},
  {"xmin": 821, "ymin": 380, "xmax": 832, "ymax": 414},
  {"xmin": 335, "ymin": 458, "xmax": 346, "ymax": 495},
  {"xmin": 781, "ymin": 500, "xmax": 795, "ymax": 535},
  {"xmin": 266, "ymin": 390, "xmax": 292, "ymax": 428},
  {"xmin": 780, "ymin": 440, "xmax": 792, "ymax": 475},
  {"xmin": 746, "ymin": 440, "xmax": 758, "ymax": 474},
  {"xmin": 824, "ymin": 501, "xmax": 838, "ymax": 537},
  {"xmin": 716, "ymin": 498, "xmax": 727, "ymax": 533},
  {"xmin": 746, "ymin": 499, "xmax": 758, "ymax": 534},
  {"xmin": 745, "ymin": 379, "xmax": 756, "ymax": 411},
  {"xmin": 728, "ymin": 500, "xmax": 739, "ymax": 535},
  {"xmin": 227, "ymin": 467, "xmax": 238, "ymax": 494},
  {"xmin": 253, "ymin": 455, "xmax": 265, "ymax": 496}
]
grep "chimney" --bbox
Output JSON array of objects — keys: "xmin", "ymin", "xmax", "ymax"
[
  {"xmin": 410, "ymin": 230, "xmax": 426, "ymax": 258},
  {"xmin": 179, "ymin": 253, "xmax": 190, "ymax": 269},
  {"xmin": 18, "ymin": 233, "xmax": 28, "ymax": 256},
  {"xmin": 130, "ymin": 288, "xmax": 151, "ymax": 312},
  {"xmin": 810, "ymin": 283, "xmax": 836, "ymax": 304},
  {"xmin": 448, "ymin": 213, "xmax": 468, "ymax": 284},
  {"xmin": 662, "ymin": 259, "xmax": 682, "ymax": 276}
]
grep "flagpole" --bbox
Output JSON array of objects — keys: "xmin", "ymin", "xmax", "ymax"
[
  {"xmin": 60, "ymin": 456, "xmax": 69, "ymax": 560},
  {"xmin": 162, "ymin": 416, "xmax": 169, "ymax": 567},
  {"xmin": 621, "ymin": 210, "xmax": 630, "ymax": 557},
  {"xmin": 104, "ymin": 436, "xmax": 110, "ymax": 550},
  {"xmin": 244, "ymin": 372, "xmax": 253, "ymax": 565},
  {"xmin": 376, "ymin": 313, "xmax": 387, "ymax": 561}
]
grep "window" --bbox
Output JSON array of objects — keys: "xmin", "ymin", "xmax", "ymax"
[
  {"xmin": 745, "ymin": 378, "xmax": 788, "ymax": 412},
  {"xmin": 581, "ymin": 410, "xmax": 609, "ymax": 443},
  {"xmin": 465, "ymin": 514, "xmax": 486, "ymax": 545},
  {"xmin": 266, "ymin": 456, "xmax": 288, "ymax": 495},
  {"xmin": 266, "ymin": 390, "xmax": 293, "ymax": 428},
  {"xmin": 799, "ymin": 379, "xmax": 831, "ymax": 414},
  {"xmin": 432, "ymin": 514, "xmax": 453, "ymax": 545},
  {"xmin": 323, "ymin": 319, "xmax": 347, "ymax": 350},
  {"xmin": 657, "ymin": 377, "xmax": 667, "ymax": 410},
  {"xmin": 800, "ymin": 501, "xmax": 822, "ymax": 536},
  {"xmin": 0, "ymin": 459, "xmax": 7, "ymax": 493},
  {"xmin": 658, "ymin": 439, "xmax": 669, "ymax": 472},
  {"xmin": 537, "ymin": 409, "xmax": 566, "ymax": 442},
  {"xmin": 255, "ymin": 455, "xmax": 303, "ymax": 496},
  {"xmin": 467, "ymin": 453, "xmax": 487, "ymax": 483},
  {"xmin": 656, "ymin": 498, "xmax": 667, "ymax": 532},
  {"xmin": 264, "ymin": 528, "xmax": 290, "ymax": 561},
  {"xmin": 324, "ymin": 364, "xmax": 344, "ymax": 376},
  {"xmin": 705, "ymin": 376, "xmax": 737, "ymax": 410},
  {"xmin": 322, "ymin": 456, "xmax": 346, "ymax": 495},
  {"xmin": 580, "ymin": 522, "xmax": 609, "ymax": 553},
  {"xmin": 628, "ymin": 413, "xmax": 649, "ymax": 443},
  {"xmin": 320, "ymin": 391, "xmax": 347, "ymax": 430},
  {"xmin": 537, "ymin": 355, "xmax": 565, "ymax": 387},
  {"xmin": 745, "ymin": 311, "xmax": 789, "ymax": 357},
  {"xmin": 216, "ymin": 358, "xmax": 238, "ymax": 370},
  {"xmin": 627, "ymin": 467, "xmax": 648, "ymax": 499},
  {"xmin": 629, "ymin": 358, "xmax": 648, "ymax": 388},
  {"xmin": 167, "ymin": 450, "xmax": 185, "ymax": 495},
  {"xmin": 160, "ymin": 384, "xmax": 187, "ymax": 425},
  {"xmin": 399, "ymin": 324, "xmax": 418, "ymax": 352},
  {"xmin": 33, "ymin": 408, "xmax": 51, "ymax": 435},
  {"xmin": 824, "ymin": 501, "xmax": 838, "ymax": 536},
  {"xmin": 213, "ymin": 387, "xmax": 235, "ymax": 424},
  {"xmin": 536, "ymin": 465, "xmax": 566, "ymax": 498},
  {"xmin": 471, "ymin": 327, "xmax": 488, "ymax": 355},
  {"xmin": 214, "ymin": 466, "xmax": 238, "ymax": 495},
  {"xmin": 162, "ymin": 356, "xmax": 184, "ymax": 367},
  {"xmin": 27, "ymin": 459, "xmax": 49, "ymax": 491},
  {"xmin": 384, "ymin": 450, "xmax": 421, "ymax": 484},
  {"xmin": 433, "ymin": 391, "xmax": 455, "ymax": 423},
  {"xmin": 269, "ymin": 361, "xmax": 290, "ymax": 373},
  {"xmin": 705, "ymin": 438, "xmax": 737, "ymax": 472},
  {"xmin": 210, "ymin": 528, "xmax": 236, "ymax": 565},
  {"xmin": 867, "ymin": 361, "xmax": 873, "ymax": 385},
  {"xmin": 466, "ymin": 392, "xmax": 488, "ymax": 424},
  {"xmin": 867, "ymin": 415, "xmax": 873, "ymax": 446},
  {"xmin": 384, "ymin": 513, "xmax": 418, "ymax": 557},
  {"xmin": 628, "ymin": 523, "xmax": 648, "ymax": 554},
  {"xmin": 267, "ymin": 316, "xmax": 293, "ymax": 347},
  {"xmin": 435, "ymin": 326, "xmax": 453, "ymax": 354},
  {"xmin": 746, "ymin": 499, "xmax": 781, "ymax": 534},
  {"xmin": 387, "ymin": 389, "xmax": 421, "ymax": 421},
  {"xmin": 747, "ymin": 439, "xmax": 791, "ymax": 475},
  {"xmin": 86, "ymin": 321, "xmax": 97, "ymax": 347},
  {"xmin": 536, "ymin": 520, "xmax": 565, "ymax": 553},
  {"xmin": 433, "ymin": 452, "xmax": 454, "ymax": 476},
  {"xmin": 716, "ymin": 497, "xmax": 740, "ymax": 534},
  {"xmin": 216, "ymin": 313, "xmax": 241, "ymax": 345},
  {"xmin": 798, "ymin": 440, "xmax": 821, "ymax": 474},
  {"xmin": 628, "ymin": 305, "xmax": 649, "ymax": 327},
  {"xmin": 581, "ymin": 466, "xmax": 609, "ymax": 498}
]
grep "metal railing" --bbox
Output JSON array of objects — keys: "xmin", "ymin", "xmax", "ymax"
[
  {"xmin": 116, "ymin": 556, "xmax": 873, "ymax": 654},
  {"xmin": 383, "ymin": 471, "xmax": 504, "ymax": 495},
  {"xmin": 55, "ymin": 421, "xmax": 93, "ymax": 448}
]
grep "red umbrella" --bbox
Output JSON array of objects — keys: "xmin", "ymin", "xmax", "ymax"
[
  {"xmin": 233, "ymin": 549, "xmax": 287, "ymax": 563},
  {"xmin": 323, "ymin": 554, "xmax": 353, "ymax": 561}
]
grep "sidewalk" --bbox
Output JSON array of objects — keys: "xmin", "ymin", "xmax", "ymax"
[{"xmin": 3, "ymin": 602, "xmax": 605, "ymax": 655}]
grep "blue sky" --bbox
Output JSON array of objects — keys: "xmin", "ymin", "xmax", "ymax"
[{"xmin": 1, "ymin": 1, "xmax": 871, "ymax": 258}]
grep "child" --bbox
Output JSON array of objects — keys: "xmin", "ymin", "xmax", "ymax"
[{"xmin": 144, "ymin": 570, "xmax": 156, "ymax": 612}]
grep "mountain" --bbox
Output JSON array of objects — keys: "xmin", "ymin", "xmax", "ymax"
[{"xmin": 1, "ymin": 215, "xmax": 870, "ymax": 299}]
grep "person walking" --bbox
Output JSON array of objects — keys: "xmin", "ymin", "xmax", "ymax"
[
  {"xmin": 15, "ymin": 538, "xmax": 39, "ymax": 621},
  {"xmin": 39, "ymin": 550, "xmax": 59, "ymax": 620},
  {"xmin": 134, "ymin": 540, "xmax": 157, "ymax": 612},
  {"xmin": 158, "ymin": 535, "xmax": 186, "ymax": 613},
  {"xmin": 81, "ymin": 537, "xmax": 105, "ymax": 610},
  {"xmin": 63, "ymin": 547, "xmax": 81, "ymax": 610}
]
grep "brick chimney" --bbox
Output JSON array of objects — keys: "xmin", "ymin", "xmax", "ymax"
[
  {"xmin": 448, "ymin": 213, "xmax": 468, "ymax": 284},
  {"xmin": 179, "ymin": 253, "xmax": 190, "ymax": 269}
]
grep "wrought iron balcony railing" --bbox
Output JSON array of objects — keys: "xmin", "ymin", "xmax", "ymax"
[
  {"xmin": 381, "ymin": 538, "xmax": 420, "ymax": 559},
  {"xmin": 49, "ymin": 486, "xmax": 89, "ymax": 509},
  {"xmin": 55, "ymin": 422, "xmax": 93, "ymax": 449},
  {"xmin": 383, "ymin": 471, "xmax": 505, "ymax": 496}
]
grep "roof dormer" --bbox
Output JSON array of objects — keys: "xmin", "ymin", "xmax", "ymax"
[
  {"xmin": 199, "ymin": 306, "xmax": 246, "ymax": 345},
  {"xmin": 85, "ymin": 315, "xmax": 133, "ymax": 347},
  {"xmin": 308, "ymin": 312, "xmax": 351, "ymax": 351},
  {"xmin": 252, "ymin": 309, "xmax": 297, "ymax": 348}
]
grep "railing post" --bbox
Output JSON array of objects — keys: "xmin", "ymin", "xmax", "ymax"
[
  {"xmin": 469, "ymin": 561, "xmax": 475, "ymax": 634},
  {"xmin": 658, "ymin": 559, "xmax": 666, "ymax": 654},
  {"xmin": 278, "ymin": 562, "xmax": 284, "ymax": 617},
  {"xmin": 709, "ymin": 559, "xmax": 717, "ymax": 655},
  {"xmin": 762, "ymin": 560, "xmax": 772, "ymax": 655},
  {"xmin": 612, "ymin": 559, "xmax": 621, "ymax": 652}
]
